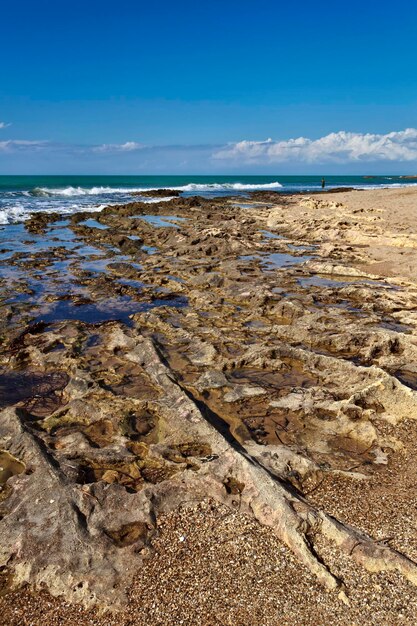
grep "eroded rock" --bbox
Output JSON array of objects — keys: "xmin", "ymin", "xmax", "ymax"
[{"xmin": 1, "ymin": 188, "xmax": 417, "ymax": 610}]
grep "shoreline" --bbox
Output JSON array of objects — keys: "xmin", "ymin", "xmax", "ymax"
[
  {"xmin": 1, "ymin": 186, "xmax": 417, "ymax": 624},
  {"xmin": 2, "ymin": 176, "xmax": 417, "ymax": 227}
]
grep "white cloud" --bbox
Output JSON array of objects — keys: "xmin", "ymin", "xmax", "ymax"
[
  {"xmin": 0, "ymin": 138, "xmax": 144, "ymax": 155},
  {"xmin": 0, "ymin": 122, "xmax": 11, "ymax": 129},
  {"xmin": 0, "ymin": 139, "xmax": 47, "ymax": 151},
  {"xmin": 2, "ymin": 129, "xmax": 417, "ymax": 170},
  {"xmin": 214, "ymin": 128, "xmax": 417, "ymax": 163},
  {"xmin": 93, "ymin": 141, "xmax": 143, "ymax": 153}
]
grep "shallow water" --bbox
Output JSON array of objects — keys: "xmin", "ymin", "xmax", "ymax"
[
  {"xmin": 232, "ymin": 203, "xmax": 261, "ymax": 210},
  {"xmin": 79, "ymin": 255, "xmax": 136, "ymax": 274},
  {"xmin": 239, "ymin": 251, "xmax": 311, "ymax": 269},
  {"xmin": 142, "ymin": 245, "xmax": 158, "ymax": 254},
  {"xmin": 1, "ymin": 174, "xmax": 417, "ymax": 226},
  {"xmin": 263, "ymin": 252, "xmax": 311, "ymax": 269},
  {"xmin": 0, "ymin": 218, "xmax": 173, "ymax": 327},
  {"xmin": 259, "ymin": 230, "xmax": 284, "ymax": 240},
  {"xmin": 0, "ymin": 370, "xmax": 69, "ymax": 410},
  {"xmin": 287, "ymin": 243, "xmax": 316, "ymax": 252},
  {"xmin": 132, "ymin": 215, "xmax": 186, "ymax": 228},
  {"xmin": 298, "ymin": 276, "xmax": 351, "ymax": 289},
  {"xmin": 79, "ymin": 218, "xmax": 109, "ymax": 230},
  {"xmin": 33, "ymin": 295, "xmax": 188, "ymax": 326},
  {"xmin": 117, "ymin": 278, "xmax": 145, "ymax": 290}
]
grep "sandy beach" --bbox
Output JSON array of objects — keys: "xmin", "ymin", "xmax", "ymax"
[{"xmin": 1, "ymin": 186, "xmax": 417, "ymax": 624}]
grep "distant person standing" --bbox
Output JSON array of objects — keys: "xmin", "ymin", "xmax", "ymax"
[{"xmin": 321, "ymin": 177, "xmax": 326, "ymax": 189}]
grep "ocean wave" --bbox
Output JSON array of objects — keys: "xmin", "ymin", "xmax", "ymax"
[
  {"xmin": 29, "ymin": 185, "xmax": 177, "ymax": 197},
  {"xmin": 0, "ymin": 203, "xmax": 108, "ymax": 225},
  {"xmin": 353, "ymin": 182, "xmax": 417, "ymax": 190},
  {"xmin": 0, "ymin": 205, "xmax": 30, "ymax": 225},
  {"xmin": 0, "ymin": 195, "xmax": 177, "ymax": 225},
  {"xmin": 5, "ymin": 180, "xmax": 416, "ymax": 226},
  {"xmin": 28, "ymin": 181, "xmax": 283, "ymax": 197},
  {"xmin": 175, "ymin": 181, "xmax": 283, "ymax": 191},
  {"xmin": 136, "ymin": 197, "xmax": 176, "ymax": 203},
  {"xmin": 29, "ymin": 186, "xmax": 131, "ymax": 197}
]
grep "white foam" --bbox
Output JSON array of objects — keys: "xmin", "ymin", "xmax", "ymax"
[
  {"xmin": 29, "ymin": 181, "xmax": 284, "ymax": 197},
  {"xmin": 30, "ymin": 186, "xmax": 124, "ymax": 197},
  {"xmin": 30, "ymin": 185, "xmax": 173, "ymax": 197},
  {"xmin": 352, "ymin": 182, "xmax": 417, "ymax": 190},
  {"xmin": 0, "ymin": 205, "xmax": 28, "ymax": 225},
  {"xmin": 3, "ymin": 180, "xmax": 417, "ymax": 226},
  {"xmin": 135, "ymin": 196, "xmax": 175, "ymax": 203},
  {"xmin": 0, "ymin": 202, "xmax": 109, "ymax": 225},
  {"xmin": 174, "ymin": 181, "xmax": 283, "ymax": 191}
]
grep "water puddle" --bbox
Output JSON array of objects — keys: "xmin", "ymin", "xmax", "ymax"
[
  {"xmin": 259, "ymin": 230, "xmax": 284, "ymax": 240},
  {"xmin": 378, "ymin": 319, "xmax": 412, "ymax": 334},
  {"xmin": 0, "ymin": 370, "xmax": 69, "ymax": 411},
  {"xmin": 33, "ymin": 295, "xmax": 188, "ymax": 326},
  {"xmin": 79, "ymin": 254, "xmax": 133, "ymax": 274},
  {"xmin": 244, "ymin": 320, "xmax": 269, "ymax": 329},
  {"xmin": 0, "ymin": 223, "xmax": 79, "ymax": 257},
  {"xmin": 79, "ymin": 218, "xmax": 109, "ymax": 230},
  {"xmin": 232, "ymin": 203, "xmax": 262, "ymax": 209},
  {"xmin": 117, "ymin": 278, "xmax": 145, "ymax": 290},
  {"xmin": 142, "ymin": 245, "xmax": 158, "ymax": 254},
  {"xmin": 131, "ymin": 215, "xmax": 186, "ymax": 228},
  {"xmin": 263, "ymin": 252, "xmax": 311, "ymax": 269},
  {"xmin": 287, "ymin": 243, "xmax": 316, "ymax": 252},
  {"xmin": 167, "ymin": 274, "xmax": 185, "ymax": 283},
  {"xmin": 314, "ymin": 300, "xmax": 366, "ymax": 316},
  {"xmin": 2, "ymin": 265, "xmax": 88, "ymax": 306},
  {"xmin": 239, "ymin": 252, "xmax": 310, "ymax": 269},
  {"xmin": 298, "ymin": 276, "xmax": 351, "ymax": 289},
  {"xmin": 0, "ymin": 222, "xmax": 106, "ymax": 283},
  {"xmin": 107, "ymin": 261, "xmax": 142, "ymax": 276},
  {"xmin": 0, "ymin": 219, "xmax": 185, "ymax": 332}
]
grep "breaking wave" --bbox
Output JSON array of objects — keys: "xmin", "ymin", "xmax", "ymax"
[
  {"xmin": 0, "ymin": 205, "xmax": 29, "ymax": 225},
  {"xmin": 0, "ymin": 202, "xmax": 106, "ymax": 225},
  {"xmin": 28, "ymin": 181, "xmax": 283, "ymax": 197},
  {"xmin": 3, "ymin": 177, "xmax": 415, "ymax": 226},
  {"xmin": 175, "ymin": 181, "xmax": 283, "ymax": 192},
  {"xmin": 29, "ymin": 186, "xmax": 133, "ymax": 197}
]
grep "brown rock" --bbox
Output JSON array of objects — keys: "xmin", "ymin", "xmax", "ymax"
[
  {"xmin": 83, "ymin": 419, "xmax": 115, "ymax": 448},
  {"xmin": 105, "ymin": 521, "xmax": 152, "ymax": 547}
]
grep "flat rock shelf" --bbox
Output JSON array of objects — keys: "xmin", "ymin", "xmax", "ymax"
[{"xmin": 1, "ymin": 187, "xmax": 417, "ymax": 625}]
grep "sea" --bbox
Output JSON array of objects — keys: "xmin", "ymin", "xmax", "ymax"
[{"xmin": 0, "ymin": 175, "xmax": 416, "ymax": 225}]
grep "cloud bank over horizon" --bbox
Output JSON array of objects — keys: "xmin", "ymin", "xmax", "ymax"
[
  {"xmin": 92, "ymin": 141, "xmax": 144, "ymax": 153},
  {"xmin": 1, "ymin": 126, "xmax": 417, "ymax": 173},
  {"xmin": 214, "ymin": 129, "xmax": 417, "ymax": 164}
]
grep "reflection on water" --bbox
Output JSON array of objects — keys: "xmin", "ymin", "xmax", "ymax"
[
  {"xmin": 79, "ymin": 218, "xmax": 109, "ymax": 230},
  {"xmin": 131, "ymin": 215, "xmax": 187, "ymax": 228},
  {"xmin": 33, "ymin": 295, "xmax": 188, "ymax": 326},
  {"xmin": 263, "ymin": 252, "xmax": 311, "ymax": 269}
]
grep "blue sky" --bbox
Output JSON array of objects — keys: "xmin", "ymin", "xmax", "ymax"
[{"xmin": 1, "ymin": 0, "xmax": 417, "ymax": 173}]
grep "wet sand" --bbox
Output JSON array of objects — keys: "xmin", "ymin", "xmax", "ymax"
[{"xmin": 1, "ymin": 187, "xmax": 417, "ymax": 624}]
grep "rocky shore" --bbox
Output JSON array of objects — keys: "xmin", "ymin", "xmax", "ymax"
[{"xmin": 1, "ymin": 187, "xmax": 417, "ymax": 624}]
